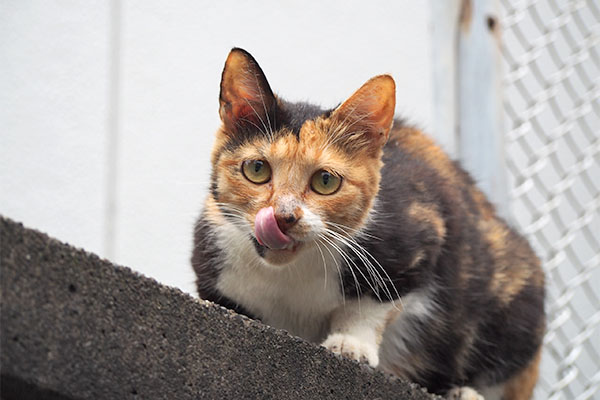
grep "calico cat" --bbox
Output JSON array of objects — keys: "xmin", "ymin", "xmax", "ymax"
[{"xmin": 192, "ymin": 48, "xmax": 545, "ymax": 400}]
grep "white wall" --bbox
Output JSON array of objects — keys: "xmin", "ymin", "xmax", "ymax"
[
  {"xmin": 1, "ymin": 1, "xmax": 433, "ymax": 295},
  {"xmin": 1, "ymin": 2, "xmax": 110, "ymax": 255}
]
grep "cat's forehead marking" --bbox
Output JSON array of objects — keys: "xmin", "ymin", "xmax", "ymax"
[
  {"xmin": 269, "ymin": 131, "xmax": 302, "ymax": 158},
  {"xmin": 298, "ymin": 120, "xmax": 323, "ymax": 143},
  {"xmin": 265, "ymin": 135, "xmax": 315, "ymax": 188},
  {"xmin": 261, "ymin": 129, "xmax": 311, "ymax": 160},
  {"xmin": 278, "ymin": 99, "xmax": 333, "ymax": 135}
]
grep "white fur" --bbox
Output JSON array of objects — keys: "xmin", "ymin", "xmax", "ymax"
[
  {"xmin": 214, "ymin": 212, "xmax": 343, "ymax": 342},
  {"xmin": 322, "ymin": 333, "xmax": 380, "ymax": 366},
  {"xmin": 446, "ymin": 387, "xmax": 484, "ymax": 400},
  {"xmin": 476, "ymin": 384, "xmax": 503, "ymax": 400},
  {"xmin": 297, "ymin": 205, "xmax": 324, "ymax": 241},
  {"xmin": 322, "ymin": 297, "xmax": 396, "ymax": 367}
]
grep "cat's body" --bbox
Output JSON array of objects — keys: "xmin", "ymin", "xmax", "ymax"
[{"xmin": 192, "ymin": 49, "xmax": 545, "ymax": 399}]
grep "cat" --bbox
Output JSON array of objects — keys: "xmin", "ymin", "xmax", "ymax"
[{"xmin": 192, "ymin": 48, "xmax": 545, "ymax": 400}]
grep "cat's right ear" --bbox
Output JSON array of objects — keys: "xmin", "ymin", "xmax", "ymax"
[
  {"xmin": 219, "ymin": 48, "xmax": 277, "ymax": 135},
  {"xmin": 328, "ymin": 75, "xmax": 396, "ymax": 155}
]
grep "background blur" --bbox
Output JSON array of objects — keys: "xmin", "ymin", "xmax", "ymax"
[{"xmin": 1, "ymin": 1, "xmax": 598, "ymax": 399}]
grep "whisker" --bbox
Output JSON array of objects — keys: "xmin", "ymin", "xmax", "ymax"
[
  {"xmin": 236, "ymin": 116, "xmax": 269, "ymax": 140},
  {"xmin": 320, "ymin": 234, "xmax": 377, "ymax": 305},
  {"xmin": 323, "ymin": 227, "xmax": 401, "ymax": 310},
  {"xmin": 314, "ymin": 240, "xmax": 328, "ymax": 291},
  {"xmin": 317, "ymin": 237, "xmax": 346, "ymax": 305},
  {"xmin": 323, "ymin": 231, "xmax": 384, "ymax": 303},
  {"xmin": 238, "ymin": 75, "xmax": 274, "ymax": 142},
  {"xmin": 324, "ymin": 229, "xmax": 385, "ymax": 291},
  {"xmin": 239, "ymin": 92, "xmax": 271, "ymax": 140},
  {"xmin": 326, "ymin": 221, "xmax": 382, "ymax": 241}
]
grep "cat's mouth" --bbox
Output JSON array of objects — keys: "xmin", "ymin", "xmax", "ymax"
[
  {"xmin": 254, "ymin": 206, "xmax": 300, "ymax": 252},
  {"xmin": 253, "ymin": 238, "xmax": 302, "ymax": 253}
]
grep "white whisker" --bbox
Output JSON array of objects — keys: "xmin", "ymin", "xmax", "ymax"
[
  {"xmin": 326, "ymin": 220, "xmax": 382, "ymax": 241},
  {"xmin": 323, "ymin": 231, "xmax": 384, "ymax": 303},
  {"xmin": 319, "ymin": 234, "xmax": 368, "ymax": 307},
  {"xmin": 317, "ymin": 237, "xmax": 346, "ymax": 306},
  {"xmin": 314, "ymin": 240, "xmax": 328, "ymax": 291},
  {"xmin": 323, "ymin": 225, "xmax": 401, "ymax": 310}
]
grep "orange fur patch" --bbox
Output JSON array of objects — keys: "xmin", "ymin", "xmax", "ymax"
[
  {"xmin": 470, "ymin": 187, "xmax": 495, "ymax": 220},
  {"xmin": 481, "ymin": 219, "xmax": 543, "ymax": 305},
  {"xmin": 390, "ymin": 127, "xmax": 457, "ymax": 184},
  {"xmin": 383, "ymin": 351, "xmax": 429, "ymax": 381},
  {"xmin": 408, "ymin": 250, "xmax": 426, "ymax": 269},
  {"xmin": 374, "ymin": 307, "xmax": 402, "ymax": 345},
  {"xmin": 407, "ymin": 201, "xmax": 447, "ymax": 239},
  {"xmin": 503, "ymin": 348, "xmax": 542, "ymax": 400}
]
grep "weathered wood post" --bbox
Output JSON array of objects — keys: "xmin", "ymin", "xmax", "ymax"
[{"xmin": 431, "ymin": 0, "xmax": 508, "ymax": 217}]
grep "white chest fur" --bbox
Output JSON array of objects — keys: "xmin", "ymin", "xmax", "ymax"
[{"xmin": 214, "ymin": 222, "xmax": 343, "ymax": 342}]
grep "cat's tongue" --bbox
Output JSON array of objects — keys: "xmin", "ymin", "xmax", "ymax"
[{"xmin": 255, "ymin": 206, "xmax": 293, "ymax": 250}]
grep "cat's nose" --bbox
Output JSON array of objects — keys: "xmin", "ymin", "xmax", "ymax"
[{"xmin": 274, "ymin": 208, "xmax": 302, "ymax": 233}]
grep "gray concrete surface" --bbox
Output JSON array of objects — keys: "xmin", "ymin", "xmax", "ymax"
[{"xmin": 0, "ymin": 216, "xmax": 437, "ymax": 399}]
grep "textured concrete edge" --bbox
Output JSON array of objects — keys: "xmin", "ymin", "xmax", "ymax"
[{"xmin": 0, "ymin": 216, "xmax": 439, "ymax": 400}]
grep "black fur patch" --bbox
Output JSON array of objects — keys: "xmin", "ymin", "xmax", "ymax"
[
  {"xmin": 278, "ymin": 99, "xmax": 332, "ymax": 137},
  {"xmin": 221, "ymin": 99, "xmax": 332, "ymax": 153},
  {"xmin": 191, "ymin": 215, "xmax": 255, "ymax": 319},
  {"xmin": 252, "ymin": 237, "xmax": 266, "ymax": 258}
]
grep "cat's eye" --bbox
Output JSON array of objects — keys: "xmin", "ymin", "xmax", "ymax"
[
  {"xmin": 311, "ymin": 170, "xmax": 341, "ymax": 195},
  {"xmin": 242, "ymin": 160, "xmax": 271, "ymax": 184}
]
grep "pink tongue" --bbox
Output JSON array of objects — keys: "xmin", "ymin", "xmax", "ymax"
[{"xmin": 255, "ymin": 206, "xmax": 293, "ymax": 250}]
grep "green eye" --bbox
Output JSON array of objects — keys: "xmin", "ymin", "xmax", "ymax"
[
  {"xmin": 311, "ymin": 170, "xmax": 341, "ymax": 195},
  {"xmin": 242, "ymin": 160, "xmax": 271, "ymax": 184}
]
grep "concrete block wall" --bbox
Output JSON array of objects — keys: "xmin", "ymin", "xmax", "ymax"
[{"xmin": 0, "ymin": 216, "xmax": 438, "ymax": 400}]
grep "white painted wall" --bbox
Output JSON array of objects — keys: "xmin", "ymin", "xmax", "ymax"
[
  {"xmin": 1, "ymin": 1, "xmax": 433, "ymax": 295},
  {"xmin": 1, "ymin": 1, "xmax": 110, "ymax": 256}
]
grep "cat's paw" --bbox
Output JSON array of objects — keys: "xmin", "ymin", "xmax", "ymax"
[
  {"xmin": 446, "ymin": 387, "xmax": 484, "ymax": 400},
  {"xmin": 321, "ymin": 333, "xmax": 379, "ymax": 367}
]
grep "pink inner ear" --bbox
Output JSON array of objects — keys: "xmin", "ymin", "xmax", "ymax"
[
  {"xmin": 219, "ymin": 49, "xmax": 278, "ymax": 132},
  {"xmin": 236, "ymin": 84, "xmax": 257, "ymax": 102},
  {"xmin": 333, "ymin": 76, "xmax": 395, "ymax": 131},
  {"xmin": 222, "ymin": 80, "xmax": 272, "ymax": 127},
  {"xmin": 232, "ymin": 103, "xmax": 255, "ymax": 121},
  {"xmin": 222, "ymin": 101, "xmax": 262, "ymax": 127}
]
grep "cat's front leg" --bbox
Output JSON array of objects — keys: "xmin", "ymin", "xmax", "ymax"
[{"xmin": 321, "ymin": 297, "xmax": 398, "ymax": 367}]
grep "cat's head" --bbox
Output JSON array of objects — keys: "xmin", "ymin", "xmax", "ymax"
[{"xmin": 210, "ymin": 48, "xmax": 395, "ymax": 266}]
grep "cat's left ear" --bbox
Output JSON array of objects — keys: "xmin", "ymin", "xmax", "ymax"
[
  {"xmin": 219, "ymin": 48, "xmax": 277, "ymax": 135},
  {"xmin": 329, "ymin": 75, "xmax": 396, "ymax": 154}
]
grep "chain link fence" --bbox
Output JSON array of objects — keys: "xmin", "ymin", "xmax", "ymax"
[{"xmin": 500, "ymin": 0, "xmax": 600, "ymax": 398}]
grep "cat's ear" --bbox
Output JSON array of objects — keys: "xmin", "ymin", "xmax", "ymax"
[
  {"xmin": 219, "ymin": 48, "xmax": 277, "ymax": 135},
  {"xmin": 329, "ymin": 75, "xmax": 396, "ymax": 154}
]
